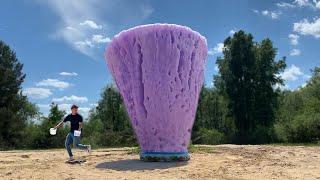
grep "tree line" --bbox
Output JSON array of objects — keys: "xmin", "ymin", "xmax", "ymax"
[{"xmin": 0, "ymin": 31, "xmax": 319, "ymax": 150}]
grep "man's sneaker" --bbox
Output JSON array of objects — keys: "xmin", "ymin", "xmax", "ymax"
[
  {"xmin": 68, "ymin": 157, "xmax": 75, "ymax": 162},
  {"xmin": 86, "ymin": 145, "xmax": 92, "ymax": 154}
]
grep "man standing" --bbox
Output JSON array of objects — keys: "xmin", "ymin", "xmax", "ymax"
[{"xmin": 54, "ymin": 104, "xmax": 91, "ymax": 161}]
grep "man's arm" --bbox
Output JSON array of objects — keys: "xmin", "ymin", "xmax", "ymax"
[
  {"xmin": 78, "ymin": 122, "xmax": 83, "ymax": 131},
  {"xmin": 78, "ymin": 115, "xmax": 83, "ymax": 131},
  {"xmin": 54, "ymin": 116, "xmax": 66, "ymax": 129}
]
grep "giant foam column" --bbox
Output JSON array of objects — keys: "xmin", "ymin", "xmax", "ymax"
[{"xmin": 105, "ymin": 24, "xmax": 207, "ymax": 161}]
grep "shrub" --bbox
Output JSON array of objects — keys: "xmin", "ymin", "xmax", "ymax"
[{"xmin": 193, "ymin": 128, "xmax": 225, "ymax": 145}]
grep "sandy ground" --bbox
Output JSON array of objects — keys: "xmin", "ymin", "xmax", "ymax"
[{"xmin": 1, "ymin": 145, "xmax": 320, "ymax": 180}]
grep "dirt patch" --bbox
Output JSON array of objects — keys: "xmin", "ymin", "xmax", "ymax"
[{"xmin": 0, "ymin": 145, "xmax": 320, "ymax": 179}]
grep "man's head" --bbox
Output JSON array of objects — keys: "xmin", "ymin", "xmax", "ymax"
[{"xmin": 71, "ymin": 104, "xmax": 78, "ymax": 115}]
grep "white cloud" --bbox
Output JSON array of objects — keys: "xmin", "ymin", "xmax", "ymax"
[
  {"xmin": 78, "ymin": 107, "xmax": 91, "ymax": 115},
  {"xmin": 276, "ymin": 2, "xmax": 296, "ymax": 8},
  {"xmin": 36, "ymin": 103, "xmax": 91, "ymax": 118},
  {"xmin": 290, "ymin": 49, "xmax": 301, "ymax": 56},
  {"xmin": 91, "ymin": 34, "xmax": 111, "ymax": 44},
  {"xmin": 261, "ymin": 10, "xmax": 268, "ymax": 15},
  {"xmin": 261, "ymin": 10, "xmax": 281, "ymax": 19},
  {"xmin": 301, "ymin": 82, "xmax": 307, "ymax": 88},
  {"xmin": 54, "ymin": 25, "xmax": 95, "ymax": 57},
  {"xmin": 208, "ymin": 43, "xmax": 224, "ymax": 55},
  {"xmin": 315, "ymin": 0, "xmax": 320, "ymax": 8},
  {"xmin": 253, "ymin": 9, "xmax": 259, "ymax": 13},
  {"xmin": 90, "ymin": 103, "xmax": 98, "ymax": 107},
  {"xmin": 71, "ymin": 34, "xmax": 111, "ymax": 54},
  {"xmin": 229, "ymin": 29, "xmax": 236, "ymax": 35},
  {"xmin": 57, "ymin": 103, "xmax": 91, "ymax": 118},
  {"xmin": 295, "ymin": 0, "xmax": 310, "ymax": 6},
  {"xmin": 277, "ymin": 0, "xmax": 320, "ymax": 9},
  {"xmin": 52, "ymin": 95, "xmax": 88, "ymax": 103},
  {"xmin": 273, "ymin": 83, "xmax": 290, "ymax": 91},
  {"xmin": 280, "ymin": 64, "xmax": 304, "ymax": 81},
  {"xmin": 36, "ymin": 79, "xmax": 71, "ymax": 89},
  {"xmin": 23, "ymin": 88, "xmax": 52, "ymax": 99},
  {"xmin": 75, "ymin": 40, "xmax": 94, "ymax": 48},
  {"xmin": 60, "ymin": 72, "xmax": 78, "ymax": 76},
  {"xmin": 39, "ymin": 1, "xmax": 107, "ymax": 58},
  {"xmin": 214, "ymin": 65, "xmax": 219, "ymax": 72},
  {"xmin": 289, "ymin": 34, "xmax": 299, "ymax": 45},
  {"xmin": 37, "ymin": 104, "xmax": 51, "ymax": 109},
  {"xmin": 293, "ymin": 17, "xmax": 320, "ymax": 38},
  {"xmin": 295, "ymin": 0, "xmax": 314, "ymax": 7},
  {"xmin": 79, "ymin": 20, "xmax": 102, "ymax": 29},
  {"xmin": 42, "ymin": 0, "xmax": 103, "ymax": 57}
]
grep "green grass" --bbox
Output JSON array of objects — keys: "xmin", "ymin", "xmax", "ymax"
[
  {"xmin": 126, "ymin": 147, "xmax": 140, "ymax": 154},
  {"xmin": 188, "ymin": 144, "xmax": 217, "ymax": 154}
]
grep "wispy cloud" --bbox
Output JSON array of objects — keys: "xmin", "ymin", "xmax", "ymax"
[
  {"xmin": 39, "ymin": 0, "xmax": 153, "ymax": 59},
  {"xmin": 276, "ymin": 2, "xmax": 296, "ymax": 8},
  {"xmin": 253, "ymin": 9, "xmax": 281, "ymax": 19},
  {"xmin": 294, "ymin": 17, "xmax": 320, "ymax": 38},
  {"xmin": 140, "ymin": 4, "xmax": 154, "ymax": 19},
  {"xmin": 91, "ymin": 34, "xmax": 111, "ymax": 44},
  {"xmin": 208, "ymin": 43, "xmax": 224, "ymax": 55},
  {"xmin": 54, "ymin": 21, "xmax": 107, "ymax": 58},
  {"xmin": 36, "ymin": 79, "xmax": 71, "ymax": 89},
  {"xmin": 253, "ymin": 9, "xmax": 259, "ymax": 14},
  {"xmin": 60, "ymin": 72, "xmax": 78, "ymax": 76},
  {"xmin": 42, "ymin": 0, "xmax": 106, "ymax": 58},
  {"xmin": 79, "ymin": 20, "xmax": 102, "ymax": 29},
  {"xmin": 52, "ymin": 95, "xmax": 88, "ymax": 103},
  {"xmin": 277, "ymin": 0, "xmax": 320, "ymax": 10},
  {"xmin": 295, "ymin": 0, "xmax": 317, "ymax": 8},
  {"xmin": 23, "ymin": 88, "xmax": 52, "ymax": 99},
  {"xmin": 290, "ymin": 49, "xmax": 301, "ymax": 56},
  {"xmin": 261, "ymin": 10, "xmax": 281, "ymax": 19},
  {"xmin": 289, "ymin": 34, "xmax": 300, "ymax": 45}
]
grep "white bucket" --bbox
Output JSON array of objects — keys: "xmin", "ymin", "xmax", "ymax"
[
  {"xmin": 74, "ymin": 130, "xmax": 81, "ymax": 137},
  {"xmin": 50, "ymin": 128, "xmax": 57, "ymax": 135}
]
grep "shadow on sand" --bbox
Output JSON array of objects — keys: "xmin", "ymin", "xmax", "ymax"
[{"xmin": 95, "ymin": 159, "xmax": 188, "ymax": 171}]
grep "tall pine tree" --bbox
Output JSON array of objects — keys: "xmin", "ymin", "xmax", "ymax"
[{"xmin": 0, "ymin": 41, "xmax": 28, "ymax": 148}]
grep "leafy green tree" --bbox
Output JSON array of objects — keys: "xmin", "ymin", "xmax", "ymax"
[
  {"xmin": 86, "ymin": 85, "xmax": 137, "ymax": 147},
  {"xmin": 216, "ymin": 31, "xmax": 286, "ymax": 143},
  {"xmin": 30, "ymin": 103, "xmax": 67, "ymax": 148},
  {"xmin": 193, "ymin": 85, "xmax": 235, "ymax": 144},
  {"xmin": 275, "ymin": 67, "xmax": 320, "ymax": 143}
]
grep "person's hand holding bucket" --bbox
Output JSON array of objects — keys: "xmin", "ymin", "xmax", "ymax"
[{"xmin": 49, "ymin": 128, "xmax": 57, "ymax": 135}]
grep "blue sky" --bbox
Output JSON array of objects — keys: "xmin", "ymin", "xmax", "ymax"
[{"xmin": 0, "ymin": 0, "xmax": 319, "ymax": 118}]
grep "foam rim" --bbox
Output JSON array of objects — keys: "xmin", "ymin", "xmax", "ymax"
[{"xmin": 112, "ymin": 23, "xmax": 207, "ymax": 45}]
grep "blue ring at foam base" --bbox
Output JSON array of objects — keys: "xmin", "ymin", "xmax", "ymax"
[{"xmin": 140, "ymin": 151, "xmax": 190, "ymax": 162}]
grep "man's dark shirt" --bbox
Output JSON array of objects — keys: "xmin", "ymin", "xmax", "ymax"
[{"xmin": 63, "ymin": 113, "xmax": 83, "ymax": 132}]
